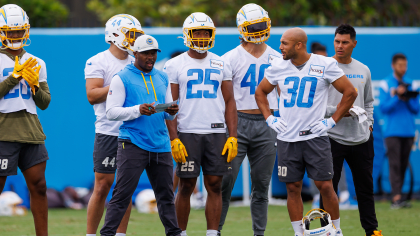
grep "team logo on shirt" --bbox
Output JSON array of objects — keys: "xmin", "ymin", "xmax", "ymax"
[
  {"xmin": 109, "ymin": 90, "xmax": 112, "ymax": 95},
  {"xmin": 308, "ymin": 64, "xmax": 325, "ymax": 78},
  {"xmin": 210, "ymin": 59, "xmax": 224, "ymax": 70}
]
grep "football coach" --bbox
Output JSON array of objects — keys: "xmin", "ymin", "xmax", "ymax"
[{"xmin": 100, "ymin": 35, "xmax": 182, "ymax": 236}]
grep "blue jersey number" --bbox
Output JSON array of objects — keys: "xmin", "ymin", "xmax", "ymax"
[
  {"xmin": 3, "ymin": 68, "xmax": 31, "ymax": 100},
  {"xmin": 186, "ymin": 69, "xmax": 220, "ymax": 99},
  {"xmin": 240, "ymin": 64, "xmax": 270, "ymax": 95},
  {"xmin": 284, "ymin": 76, "xmax": 317, "ymax": 108}
]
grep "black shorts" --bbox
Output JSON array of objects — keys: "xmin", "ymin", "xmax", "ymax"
[
  {"xmin": 277, "ymin": 136, "xmax": 334, "ymax": 182},
  {"xmin": 0, "ymin": 141, "xmax": 49, "ymax": 176},
  {"xmin": 93, "ymin": 133, "xmax": 118, "ymax": 174},
  {"xmin": 176, "ymin": 133, "xmax": 230, "ymax": 178}
]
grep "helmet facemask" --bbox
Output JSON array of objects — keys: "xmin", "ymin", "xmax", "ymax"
[
  {"xmin": 1, "ymin": 24, "xmax": 30, "ymax": 50},
  {"xmin": 238, "ymin": 17, "xmax": 271, "ymax": 44},
  {"xmin": 121, "ymin": 27, "xmax": 144, "ymax": 52},
  {"xmin": 184, "ymin": 27, "xmax": 215, "ymax": 53}
]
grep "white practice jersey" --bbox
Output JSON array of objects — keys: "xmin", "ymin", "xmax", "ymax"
[
  {"xmin": 0, "ymin": 52, "xmax": 47, "ymax": 115},
  {"xmin": 265, "ymin": 54, "xmax": 345, "ymax": 142},
  {"xmin": 164, "ymin": 52, "xmax": 232, "ymax": 134},
  {"xmin": 85, "ymin": 50, "xmax": 135, "ymax": 136},
  {"xmin": 223, "ymin": 45, "xmax": 281, "ymax": 110}
]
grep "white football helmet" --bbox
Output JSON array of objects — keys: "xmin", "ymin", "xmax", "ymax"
[
  {"xmin": 237, "ymin": 3, "xmax": 271, "ymax": 44},
  {"xmin": 302, "ymin": 209, "xmax": 336, "ymax": 236},
  {"xmin": 0, "ymin": 4, "xmax": 30, "ymax": 50},
  {"xmin": 182, "ymin": 12, "xmax": 215, "ymax": 53},
  {"xmin": 0, "ymin": 191, "xmax": 26, "ymax": 216},
  {"xmin": 105, "ymin": 14, "xmax": 144, "ymax": 52},
  {"xmin": 135, "ymin": 189, "xmax": 157, "ymax": 214}
]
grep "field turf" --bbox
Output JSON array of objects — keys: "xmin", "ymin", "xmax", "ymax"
[{"xmin": 0, "ymin": 201, "xmax": 419, "ymax": 236}]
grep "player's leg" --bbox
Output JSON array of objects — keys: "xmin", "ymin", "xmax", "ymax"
[
  {"xmin": 0, "ymin": 176, "xmax": 6, "ymax": 193},
  {"xmin": 174, "ymin": 171, "xmax": 180, "ymax": 192},
  {"xmin": 247, "ymin": 115, "xmax": 277, "ymax": 236},
  {"xmin": 204, "ymin": 175, "xmax": 223, "ymax": 230},
  {"xmin": 19, "ymin": 143, "xmax": 49, "ymax": 236},
  {"xmin": 0, "ymin": 141, "xmax": 21, "ymax": 193},
  {"xmin": 87, "ymin": 172, "xmax": 115, "ymax": 234},
  {"xmin": 100, "ymin": 141, "xmax": 146, "ymax": 236},
  {"xmin": 319, "ymin": 138, "xmax": 347, "ymax": 211},
  {"xmin": 22, "ymin": 161, "xmax": 48, "ymax": 236},
  {"xmin": 219, "ymin": 115, "xmax": 249, "ymax": 232},
  {"xmin": 146, "ymin": 152, "xmax": 182, "ymax": 236},
  {"xmin": 277, "ymin": 139, "xmax": 305, "ymax": 236},
  {"xmin": 176, "ymin": 177, "xmax": 197, "ymax": 230},
  {"xmin": 346, "ymin": 134, "xmax": 378, "ymax": 235},
  {"xmin": 304, "ymin": 137, "xmax": 340, "ymax": 232}
]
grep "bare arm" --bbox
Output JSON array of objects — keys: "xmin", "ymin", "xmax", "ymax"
[
  {"xmin": 86, "ymin": 78, "xmax": 109, "ymax": 105},
  {"xmin": 166, "ymin": 83, "xmax": 179, "ymax": 141},
  {"xmin": 330, "ymin": 75, "xmax": 358, "ymax": 123},
  {"xmin": 221, "ymin": 80, "xmax": 237, "ymax": 138},
  {"xmin": 255, "ymin": 78, "xmax": 277, "ymax": 119}
]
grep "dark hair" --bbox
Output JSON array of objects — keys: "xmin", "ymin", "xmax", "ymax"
[
  {"xmin": 335, "ymin": 24, "xmax": 356, "ymax": 40},
  {"xmin": 311, "ymin": 42, "xmax": 326, "ymax": 53},
  {"xmin": 392, "ymin": 53, "xmax": 407, "ymax": 64}
]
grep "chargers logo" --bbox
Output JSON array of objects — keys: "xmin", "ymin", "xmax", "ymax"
[
  {"xmin": 308, "ymin": 65, "xmax": 325, "ymax": 78},
  {"xmin": 310, "ymin": 229, "xmax": 325, "ymax": 234},
  {"xmin": 146, "ymin": 38, "xmax": 153, "ymax": 45}
]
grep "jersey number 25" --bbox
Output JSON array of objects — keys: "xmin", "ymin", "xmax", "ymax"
[{"xmin": 186, "ymin": 69, "xmax": 220, "ymax": 99}]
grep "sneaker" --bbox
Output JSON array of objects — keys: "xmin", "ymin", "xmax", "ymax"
[
  {"xmin": 391, "ymin": 200, "xmax": 411, "ymax": 209},
  {"xmin": 336, "ymin": 228, "xmax": 344, "ymax": 236},
  {"xmin": 217, "ymin": 230, "xmax": 221, "ymax": 236}
]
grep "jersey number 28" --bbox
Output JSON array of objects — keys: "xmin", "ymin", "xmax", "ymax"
[{"xmin": 3, "ymin": 68, "xmax": 31, "ymax": 100}]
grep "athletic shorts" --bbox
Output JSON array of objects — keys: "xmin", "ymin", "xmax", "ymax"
[
  {"xmin": 93, "ymin": 133, "xmax": 118, "ymax": 174},
  {"xmin": 176, "ymin": 133, "xmax": 230, "ymax": 178},
  {"xmin": 0, "ymin": 141, "xmax": 49, "ymax": 176},
  {"xmin": 277, "ymin": 136, "xmax": 334, "ymax": 182}
]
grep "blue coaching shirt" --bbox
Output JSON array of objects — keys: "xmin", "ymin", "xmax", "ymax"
[{"xmin": 118, "ymin": 64, "xmax": 172, "ymax": 153}]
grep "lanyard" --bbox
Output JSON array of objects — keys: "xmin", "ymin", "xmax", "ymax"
[{"xmin": 141, "ymin": 72, "xmax": 158, "ymax": 101}]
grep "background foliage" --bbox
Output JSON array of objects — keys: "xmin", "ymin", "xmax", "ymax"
[
  {"xmin": 0, "ymin": 0, "xmax": 69, "ymax": 27},
  {"xmin": 86, "ymin": 0, "xmax": 420, "ymax": 27}
]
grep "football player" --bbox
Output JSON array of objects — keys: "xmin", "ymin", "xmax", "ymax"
[
  {"xmin": 218, "ymin": 4, "xmax": 281, "ymax": 236},
  {"xmin": 164, "ymin": 12, "xmax": 238, "ymax": 236},
  {"xmin": 0, "ymin": 4, "xmax": 50, "ymax": 236},
  {"xmin": 255, "ymin": 28, "xmax": 357, "ymax": 236},
  {"xmin": 84, "ymin": 14, "xmax": 143, "ymax": 236}
]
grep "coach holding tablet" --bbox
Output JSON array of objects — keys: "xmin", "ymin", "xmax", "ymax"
[{"xmin": 99, "ymin": 35, "xmax": 182, "ymax": 236}]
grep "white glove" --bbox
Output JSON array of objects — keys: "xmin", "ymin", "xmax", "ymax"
[
  {"xmin": 309, "ymin": 117, "xmax": 336, "ymax": 135},
  {"xmin": 266, "ymin": 115, "xmax": 287, "ymax": 134}
]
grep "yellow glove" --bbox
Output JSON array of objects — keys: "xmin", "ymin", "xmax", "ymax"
[
  {"xmin": 22, "ymin": 65, "xmax": 41, "ymax": 95},
  {"xmin": 171, "ymin": 138, "xmax": 188, "ymax": 163},
  {"xmin": 222, "ymin": 137, "xmax": 238, "ymax": 163},
  {"xmin": 12, "ymin": 56, "xmax": 37, "ymax": 79}
]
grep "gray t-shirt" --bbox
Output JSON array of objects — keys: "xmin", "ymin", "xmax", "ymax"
[{"xmin": 325, "ymin": 58, "xmax": 374, "ymax": 145}]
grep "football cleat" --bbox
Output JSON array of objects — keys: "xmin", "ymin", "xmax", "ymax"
[
  {"xmin": 0, "ymin": 4, "xmax": 30, "ymax": 50},
  {"xmin": 368, "ymin": 230, "xmax": 383, "ymax": 236},
  {"xmin": 105, "ymin": 14, "xmax": 144, "ymax": 53},
  {"xmin": 237, "ymin": 3, "xmax": 271, "ymax": 44},
  {"xmin": 182, "ymin": 12, "xmax": 215, "ymax": 53}
]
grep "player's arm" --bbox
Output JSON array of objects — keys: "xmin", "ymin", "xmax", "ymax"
[
  {"xmin": 86, "ymin": 78, "xmax": 109, "ymax": 105},
  {"xmin": 221, "ymin": 80, "xmax": 237, "ymax": 138},
  {"xmin": 364, "ymin": 70, "xmax": 374, "ymax": 129},
  {"xmin": 33, "ymin": 81, "xmax": 51, "ymax": 110},
  {"xmin": 330, "ymin": 75, "xmax": 358, "ymax": 123},
  {"xmin": 0, "ymin": 75, "xmax": 19, "ymax": 99},
  {"xmin": 255, "ymin": 78, "xmax": 276, "ymax": 119},
  {"xmin": 166, "ymin": 83, "xmax": 179, "ymax": 141}
]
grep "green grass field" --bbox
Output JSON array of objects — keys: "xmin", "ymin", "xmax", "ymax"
[{"xmin": 0, "ymin": 201, "xmax": 419, "ymax": 236}]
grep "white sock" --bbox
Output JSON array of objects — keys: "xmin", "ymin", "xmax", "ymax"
[
  {"xmin": 116, "ymin": 234, "xmax": 126, "ymax": 236},
  {"xmin": 332, "ymin": 218, "xmax": 341, "ymax": 230},
  {"xmin": 86, "ymin": 234, "xmax": 96, "ymax": 236},
  {"xmin": 181, "ymin": 230, "xmax": 188, "ymax": 236},
  {"xmin": 291, "ymin": 221, "xmax": 303, "ymax": 236},
  {"xmin": 206, "ymin": 230, "xmax": 218, "ymax": 236}
]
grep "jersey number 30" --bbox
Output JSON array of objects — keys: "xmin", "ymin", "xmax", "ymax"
[
  {"xmin": 186, "ymin": 69, "xmax": 220, "ymax": 99},
  {"xmin": 284, "ymin": 76, "xmax": 318, "ymax": 108}
]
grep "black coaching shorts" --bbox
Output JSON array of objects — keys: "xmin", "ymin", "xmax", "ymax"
[{"xmin": 176, "ymin": 133, "xmax": 230, "ymax": 178}]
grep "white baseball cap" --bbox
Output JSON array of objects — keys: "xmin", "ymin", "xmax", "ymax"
[{"xmin": 132, "ymin": 35, "xmax": 161, "ymax": 53}]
